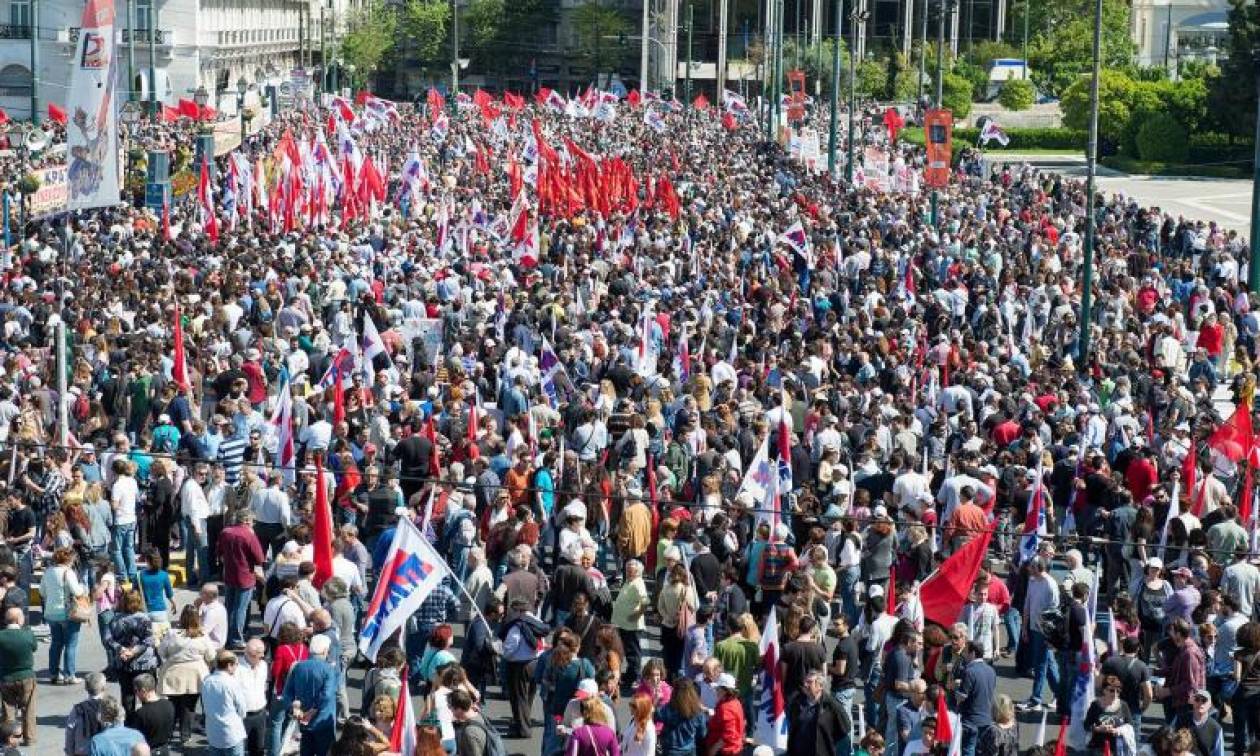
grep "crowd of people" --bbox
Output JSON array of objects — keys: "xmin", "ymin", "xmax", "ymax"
[{"xmin": 0, "ymin": 87, "xmax": 1244, "ymax": 756}]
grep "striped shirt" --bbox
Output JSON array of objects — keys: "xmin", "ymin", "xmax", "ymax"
[{"xmin": 217, "ymin": 434, "xmax": 249, "ymax": 485}]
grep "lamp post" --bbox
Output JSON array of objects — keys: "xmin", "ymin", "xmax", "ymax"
[
  {"xmin": 845, "ymin": 9, "xmax": 864, "ymax": 184},
  {"xmin": 916, "ymin": 0, "xmax": 927, "ymax": 115},
  {"xmin": 827, "ymin": 0, "xmax": 842, "ymax": 175},
  {"xmin": 29, "ymin": 0, "xmax": 38, "ymax": 123},
  {"xmin": 236, "ymin": 77, "xmax": 248, "ymax": 149},
  {"xmin": 685, "ymin": 2, "xmax": 694, "ymax": 101},
  {"xmin": 148, "ymin": 2, "xmax": 158, "ymax": 122},
  {"xmin": 1021, "ymin": 0, "xmax": 1029, "ymax": 80},
  {"xmin": 1248, "ymin": 46, "xmax": 1260, "ymax": 292},
  {"xmin": 1076, "ymin": 0, "xmax": 1102, "ymax": 369}
]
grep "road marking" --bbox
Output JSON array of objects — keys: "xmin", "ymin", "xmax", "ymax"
[{"xmin": 1178, "ymin": 198, "xmax": 1249, "ymax": 224}]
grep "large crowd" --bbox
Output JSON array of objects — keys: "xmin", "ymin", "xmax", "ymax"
[{"xmin": 0, "ymin": 88, "xmax": 1244, "ymax": 756}]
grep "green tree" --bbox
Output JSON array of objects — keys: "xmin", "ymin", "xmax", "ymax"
[
  {"xmin": 1209, "ymin": 0, "xmax": 1260, "ymax": 140},
  {"xmin": 462, "ymin": 0, "xmax": 505, "ymax": 65},
  {"xmin": 572, "ymin": 2, "xmax": 630, "ymax": 75},
  {"xmin": 1024, "ymin": 0, "xmax": 1134, "ymax": 96},
  {"xmin": 1137, "ymin": 112, "xmax": 1189, "ymax": 162},
  {"xmin": 400, "ymin": 0, "xmax": 450, "ymax": 63},
  {"xmin": 1060, "ymin": 68, "xmax": 1136, "ymax": 146},
  {"xmin": 941, "ymin": 72, "xmax": 973, "ymax": 119},
  {"xmin": 856, "ymin": 60, "xmax": 888, "ymax": 98},
  {"xmin": 998, "ymin": 78, "xmax": 1035, "ymax": 110},
  {"xmin": 341, "ymin": 1, "xmax": 399, "ymax": 84},
  {"xmin": 780, "ymin": 39, "xmax": 850, "ymax": 99},
  {"xmin": 964, "ymin": 40, "xmax": 1020, "ymax": 67}
]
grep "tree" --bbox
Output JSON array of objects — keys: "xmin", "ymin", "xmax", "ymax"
[
  {"xmin": 1209, "ymin": 0, "xmax": 1260, "ymax": 140},
  {"xmin": 400, "ymin": 0, "xmax": 450, "ymax": 63},
  {"xmin": 941, "ymin": 72, "xmax": 973, "ymax": 119},
  {"xmin": 462, "ymin": 0, "xmax": 505, "ymax": 66},
  {"xmin": 571, "ymin": 2, "xmax": 630, "ymax": 76},
  {"xmin": 998, "ymin": 79, "xmax": 1035, "ymax": 110},
  {"xmin": 780, "ymin": 39, "xmax": 850, "ymax": 99},
  {"xmin": 856, "ymin": 61, "xmax": 888, "ymax": 98},
  {"xmin": 341, "ymin": 1, "xmax": 399, "ymax": 84},
  {"xmin": 1137, "ymin": 112, "xmax": 1189, "ymax": 163},
  {"xmin": 965, "ymin": 40, "xmax": 1019, "ymax": 67},
  {"xmin": 1024, "ymin": 0, "xmax": 1134, "ymax": 96},
  {"xmin": 1060, "ymin": 68, "xmax": 1136, "ymax": 146}
]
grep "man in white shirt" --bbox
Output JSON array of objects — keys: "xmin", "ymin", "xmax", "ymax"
[
  {"xmin": 231, "ymin": 639, "xmax": 269, "ymax": 756},
  {"xmin": 250, "ymin": 471, "xmax": 292, "ymax": 558},
  {"xmin": 180, "ymin": 463, "xmax": 211, "ymax": 588},
  {"xmin": 262, "ymin": 577, "xmax": 308, "ymax": 640},
  {"xmin": 196, "ymin": 583, "xmax": 229, "ymax": 650},
  {"xmin": 110, "ymin": 458, "xmax": 140, "ymax": 583}
]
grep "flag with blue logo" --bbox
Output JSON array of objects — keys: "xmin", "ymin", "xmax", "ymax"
[
  {"xmin": 1018, "ymin": 458, "xmax": 1047, "ymax": 563},
  {"xmin": 540, "ymin": 337, "xmax": 568, "ymax": 406},
  {"xmin": 1068, "ymin": 579, "xmax": 1099, "ymax": 749},
  {"xmin": 358, "ymin": 517, "xmax": 451, "ymax": 661}
]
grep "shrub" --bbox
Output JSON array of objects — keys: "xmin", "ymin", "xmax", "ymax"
[
  {"xmin": 856, "ymin": 60, "xmax": 888, "ymax": 98},
  {"xmin": 941, "ymin": 72, "xmax": 974, "ymax": 119},
  {"xmin": 998, "ymin": 79, "xmax": 1035, "ymax": 111},
  {"xmin": 1136, "ymin": 112, "xmax": 1189, "ymax": 163},
  {"xmin": 900, "ymin": 126, "xmax": 1087, "ymax": 151}
]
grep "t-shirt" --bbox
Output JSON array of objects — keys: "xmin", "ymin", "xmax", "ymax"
[
  {"xmin": 1100, "ymin": 654, "xmax": 1150, "ymax": 713},
  {"xmin": 125, "ymin": 698, "xmax": 175, "ymax": 747},
  {"xmin": 0, "ymin": 627, "xmax": 35, "ymax": 682},
  {"xmin": 138, "ymin": 570, "xmax": 173, "ymax": 613},
  {"xmin": 5, "ymin": 507, "xmax": 33, "ymax": 547},
  {"xmin": 830, "ymin": 635, "xmax": 861, "ymax": 691},
  {"xmin": 884, "ymin": 646, "xmax": 915, "ymax": 701},
  {"xmin": 111, "ymin": 477, "xmax": 139, "ymax": 526},
  {"xmin": 956, "ymin": 659, "xmax": 997, "ymax": 728},
  {"xmin": 780, "ymin": 639, "xmax": 827, "ymax": 695}
]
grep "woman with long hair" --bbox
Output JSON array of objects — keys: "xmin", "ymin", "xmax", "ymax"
[
  {"xmin": 593, "ymin": 624, "xmax": 625, "ymax": 693},
  {"xmin": 657, "ymin": 562, "xmax": 699, "ymax": 677},
  {"xmin": 41, "ymin": 546, "xmax": 86, "ymax": 685},
  {"xmin": 535, "ymin": 629, "xmax": 595, "ymax": 756},
  {"xmin": 655, "ymin": 678, "xmax": 708, "ymax": 756},
  {"xmin": 565, "ymin": 697, "xmax": 620, "ymax": 756},
  {"xmin": 158, "ymin": 604, "xmax": 216, "ymax": 742},
  {"xmin": 106, "ymin": 589, "xmax": 159, "ymax": 714},
  {"xmin": 268, "ymin": 622, "xmax": 310, "ymax": 756},
  {"xmin": 93, "ymin": 557, "xmax": 120, "ymax": 670},
  {"xmin": 619, "ymin": 693, "xmax": 657, "ymax": 756}
]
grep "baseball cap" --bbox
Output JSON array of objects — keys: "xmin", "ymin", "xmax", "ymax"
[
  {"xmin": 1193, "ymin": 689, "xmax": 1211, "ymax": 702},
  {"xmin": 574, "ymin": 679, "xmax": 599, "ymax": 700},
  {"xmin": 716, "ymin": 673, "xmax": 738, "ymax": 691}
]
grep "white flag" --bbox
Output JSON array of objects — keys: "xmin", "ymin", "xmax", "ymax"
[{"xmin": 358, "ymin": 518, "xmax": 451, "ymax": 661}]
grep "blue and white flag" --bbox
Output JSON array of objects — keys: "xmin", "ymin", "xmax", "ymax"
[
  {"xmin": 645, "ymin": 108, "xmax": 667, "ymax": 134},
  {"xmin": 540, "ymin": 337, "xmax": 568, "ymax": 406},
  {"xmin": 358, "ymin": 517, "xmax": 451, "ymax": 661},
  {"xmin": 1018, "ymin": 458, "xmax": 1047, "ymax": 563}
]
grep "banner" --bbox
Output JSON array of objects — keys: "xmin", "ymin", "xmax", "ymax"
[
  {"xmin": 29, "ymin": 165, "xmax": 69, "ymax": 218},
  {"xmin": 923, "ymin": 108, "xmax": 953, "ymax": 189},
  {"xmin": 66, "ymin": 0, "xmax": 120, "ymax": 210},
  {"xmin": 400, "ymin": 317, "xmax": 444, "ymax": 366}
]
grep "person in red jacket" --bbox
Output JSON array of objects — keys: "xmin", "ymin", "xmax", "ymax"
[
  {"xmin": 1125, "ymin": 447, "xmax": 1160, "ymax": 503},
  {"xmin": 1197, "ymin": 312, "xmax": 1224, "ymax": 364},
  {"xmin": 703, "ymin": 675, "xmax": 746, "ymax": 756}
]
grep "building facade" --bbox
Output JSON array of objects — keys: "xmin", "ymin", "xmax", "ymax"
[
  {"xmin": 1131, "ymin": 0, "xmax": 1228, "ymax": 72},
  {"xmin": 0, "ymin": 0, "xmax": 355, "ymax": 122}
]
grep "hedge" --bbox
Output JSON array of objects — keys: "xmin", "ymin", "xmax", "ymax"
[
  {"xmin": 900, "ymin": 126, "xmax": 1088, "ymax": 150},
  {"xmin": 1100, "ymin": 155, "xmax": 1249, "ymax": 179},
  {"xmin": 1136, "ymin": 113, "xmax": 1188, "ymax": 163}
]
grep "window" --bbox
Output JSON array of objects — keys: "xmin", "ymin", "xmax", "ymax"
[
  {"xmin": 8, "ymin": 0, "xmax": 27, "ymax": 32},
  {"xmin": 135, "ymin": 0, "xmax": 153, "ymax": 30},
  {"xmin": 0, "ymin": 65, "xmax": 31, "ymax": 97}
]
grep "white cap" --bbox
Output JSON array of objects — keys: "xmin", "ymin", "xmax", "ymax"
[
  {"xmin": 716, "ymin": 673, "xmax": 738, "ymax": 690},
  {"xmin": 868, "ymin": 583, "xmax": 885, "ymax": 598}
]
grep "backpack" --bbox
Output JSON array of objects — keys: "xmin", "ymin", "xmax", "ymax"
[
  {"xmin": 1039, "ymin": 592, "xmax": 1073, "ymax": 650},
  {"xmin": 71, "ymin": 392, "xmax": 89, "ymax": 423},
  {"xmin": 464, "ymin": 717, "xmax": 507, "ymax": 756}
]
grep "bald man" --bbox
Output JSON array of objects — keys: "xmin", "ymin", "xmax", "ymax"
[{"xmin": 232, "ymin": 639, "xmax": 269, "ymax": 756}]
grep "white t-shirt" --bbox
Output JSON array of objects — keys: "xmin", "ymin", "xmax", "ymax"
[
  {"xmin": 262, "ymin": 596, "xmax": 307, "ymax": 638},
  {"xmin": 112, "ymin": 476, "xmax": 139, "ymax": 526}
]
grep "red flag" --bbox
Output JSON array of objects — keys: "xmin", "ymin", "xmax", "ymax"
[
  {"xmin": 161, "ymin": 105, "xmax": 179, "ymax": 123},
  {"xmin": 646, "ymin": 456, "xmax": 661, "ymax": 573},
  {"xmin": 47, "ymin": 103, "xmax": 67, "ymax": 125},
  {"xmin": 692, "ymin": 92, "xmax": 710, "ymax": 110},
  {"xmin": 934, "ymin": 689, "xmax": 953, "ymax": 745},
  {"xmin": 177, "ymin": 98, "xmax": 199, "ymax": 119},
  {"xmin": 503, "ymin": 91, "xmax": 525, "ymax": 110},
  {"xmin": 389, "ymin": 675, "xmax": 416, "ymax": 756},
  {"xmin": 312, "ymin": 457, "xmax": 334, "ymax": 588},
  {"xmin": 1182, "ymin": 438, "xmax": 1199, "ymax": 512},
  {"xmin": 161, "ymin": 196, "xmax": 172, "ymax": 241},
  {"xmin": 1102, "ymin": 739, "xmax": 1112, "ymax": 756},
  {"xmin": 0, "ymin": 109, "xmax": 10, "ymax": 125},
  {"xmin": 887, "ymin": 563, "xmax": 897, "ymax": 615},
  {"xmin": 425, "ymin": 415, "xmax": 441, "ymax": 478},
  {"xmin": 198, "ymin": 156, "xmax": 219, "ymax": 243},
  {"xmin": 534, "ymin": 86, "xmax": 553, "ymax": 105},
  {"xmin": 332, "ymin": 369, "xmax": 345, "ymax": 427},
  {"xmin": 171, "ymin": 303, "xmax": 188, "ymax": 391},
  {"xmin": 1241, "ymin": 447, "xmax": 1256, "ymax": 525},
  {"xmin": 919, "ymin": 527, "xmax": 994, "ymax": 627},
  {"xmin": 427, "ymin": 88, "xmax": 446, "ymax": 119},
  {"xmin": 905, "ymin": 259, "xmax": 917, "ymax": 295},
  {"xmin": 1052, "ymin": 718, "xmax": 1068, "ymax": 756},
  {"xmin": 721, "ymin": 112, "xmax": 737, "ymax": 131},
  {"xmin": 1210, "ymin": 400, "xmax": 1255, "ymax": 463},
  {"xmin": 354, "ymin": 89, "xmax": 370, "ymax": 106},
  {"xmin": 627, "ymin": 89, "xmax": 642, "ymax": 108}
]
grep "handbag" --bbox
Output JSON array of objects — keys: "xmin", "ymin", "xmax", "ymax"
[{"xmin": 64, "ymin": 569, "xmax": 92, "ymax": 624}]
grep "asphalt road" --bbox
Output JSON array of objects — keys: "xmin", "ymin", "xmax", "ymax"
[{"xmin": 13, "ymin": 583, "xmax": 1136, "ymax": 756}]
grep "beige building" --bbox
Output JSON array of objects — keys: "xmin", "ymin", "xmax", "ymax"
[{"xmin": 1131, "ymin": 0, "xmax": 1228, "ymax": 72}]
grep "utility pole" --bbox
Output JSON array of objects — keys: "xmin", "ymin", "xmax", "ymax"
[
  {"xmin": 775, "ymin": 0, "xmax": 784, "ymax": 137},
  {"xmin": 845, "ymin": 6, "xmax": 856, "ymax": 183},
  {"xmin": 717, "ymin": 0, "xmax": 729, "ymax": 96},
  {"xmin": 1021, "ymin": 0, "xmax": 1029, "ymax": 80},
  {"xmin": 934, "ymin": 0, "xmax": 945, "ymax": 107},
  {"xmin": 1250, "ymin": 47, "xmax": 1260, "ymax": 292},
  {"xmin": 827, "ymin": 0, "xmax": 841, "ymax": 175},
  {"xmin": 321, "ymin": 5, "xmax": 327, "ymax": 93},
  {"xmin": 299, "ymin": 10, "xmax": 305, "ymax": 70},
  {"xmin": 640, "ymin": 0, "xmax": 651, "ymax": 91},
  {"xmin": 29, "ymin": 0, "xmax": 37, "ymax": 123},
  {"xmin": 794, "ymin": 0, "xmax": 800, "ymax": 67},
  {"xmin": 451, "ymin": 0, "xmax": 460, "ymax": 100},
  {"xmin": 127, "ymin": 0, "xmax": 136, "ymax": 101},
  {"xmin": 916, "ymin": 0, "xmax": 927, "ymax": 115},
  {"xmin": 148, "ymin": 1, "xmax": 157, "ymax": 121},
  {"xmin": 1077, "ymin": 0, "xmax": 1102, "ymax": 369},
  {"xmin": 685, "ymin": 2, "xmax": 693, "ymax": 100}
]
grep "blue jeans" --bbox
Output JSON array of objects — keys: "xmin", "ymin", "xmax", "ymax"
[
  {"xmin": 884, "ymin": 693, "xmax": 906, "ymax": 756},
  {"xmin": 1003, "ymin": 608, "xmax": 1021, "ymax": 658},
  {"xmin": 183, "ymin": 517, "xmax": 210, "ymax": 586},
  {"xmin": 1028, "ymin": 629, "xmax": 1060, "ymax": 704},
  {"xmin": 112, "ymin": 523, "xmax": 138, "ymax": 582},
  {"xmin": 834, "ymin": 689, "xmax": 855, "ymax": 756},
  {"xmin": 208, "ymin": 746, "xmax": 245, "ymax": 756},
  {"xmin": 839, "ymin": 570, "xmax": 859, "ymax": 628},
  {"xmin": 48, "ymin": 619, "xmax": 81, "ymax": 679},
  {"xmin": 225, "ymin": 585, "xmax": 254, "ymax": 647},
  {"xmin": 960, "ymin": 724, "xmax": 979, "ymax": 756},
  {"xmin": 97, "ymin": 609, "xmax": 116, "ymax": 670},
  {"xmin": 266, "ymin": 697, "xmax": 288, "ymax": 756}
]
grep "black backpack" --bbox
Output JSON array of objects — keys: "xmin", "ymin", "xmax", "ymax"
[{"xmin": 1040, "ymin": 591, "xmax": 1074, "ymax": 650}]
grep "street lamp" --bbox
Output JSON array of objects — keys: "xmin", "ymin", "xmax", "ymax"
[
  {"xmin": 827, "ymin": 0, "xmax": 843, "ymax": 176},
  {"xmin": 1248, "ymin": 45, "xmax": 1260, "ymax": 292},
  {"xmin": 236, "ymin": 76, "xmax": 248, "ymax": 149},
  {"xmin": 193, "ymin": 85, "xmax": 209, "ymax": 109},
  {"xmin": 1076, "ymin": 0, "xmax": 1103, "ymax": 369},
  {"xmin": 845, "ymin": 10, "xmax": 867, "ymax": 184}
]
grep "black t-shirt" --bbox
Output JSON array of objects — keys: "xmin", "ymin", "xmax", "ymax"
[
  {"xmin": 6, "ymin": 506, "xmax": 33, "ymax": 544},
  {"xmin": 830, "ymin": 634, "xmax": 860, "ymax": 691},
  {"xmin": 126, "ymin": 697, "xmax": 175, "ymax": 746},
  {"xmin": 1067, "ymin": 602, "xmax": 1089, "ymax": 652},
  {"xmin": 780, "ymin": 639, "xmax": 827, "ymax": 695},
  {"xmin": 391, "ymin": 435, "xmax": 433, "ymax": 478},
  {"xmin": 1100, "ymin": 654, "xmax": 1150, "ymax": 712}
]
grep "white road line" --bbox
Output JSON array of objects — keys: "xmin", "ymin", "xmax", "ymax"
[{"xmin": 1178, "ymin": 198, "xmax": 1250, "ymax": 224}]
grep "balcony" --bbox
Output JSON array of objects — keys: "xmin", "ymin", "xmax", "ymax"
[
  {"xmin": 65, "ymin": 27, "xmax": 173, "ymax": 46},
  {"xmin": 0, "ymin": 25, "xmax": 30, "ymax": 40}
]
